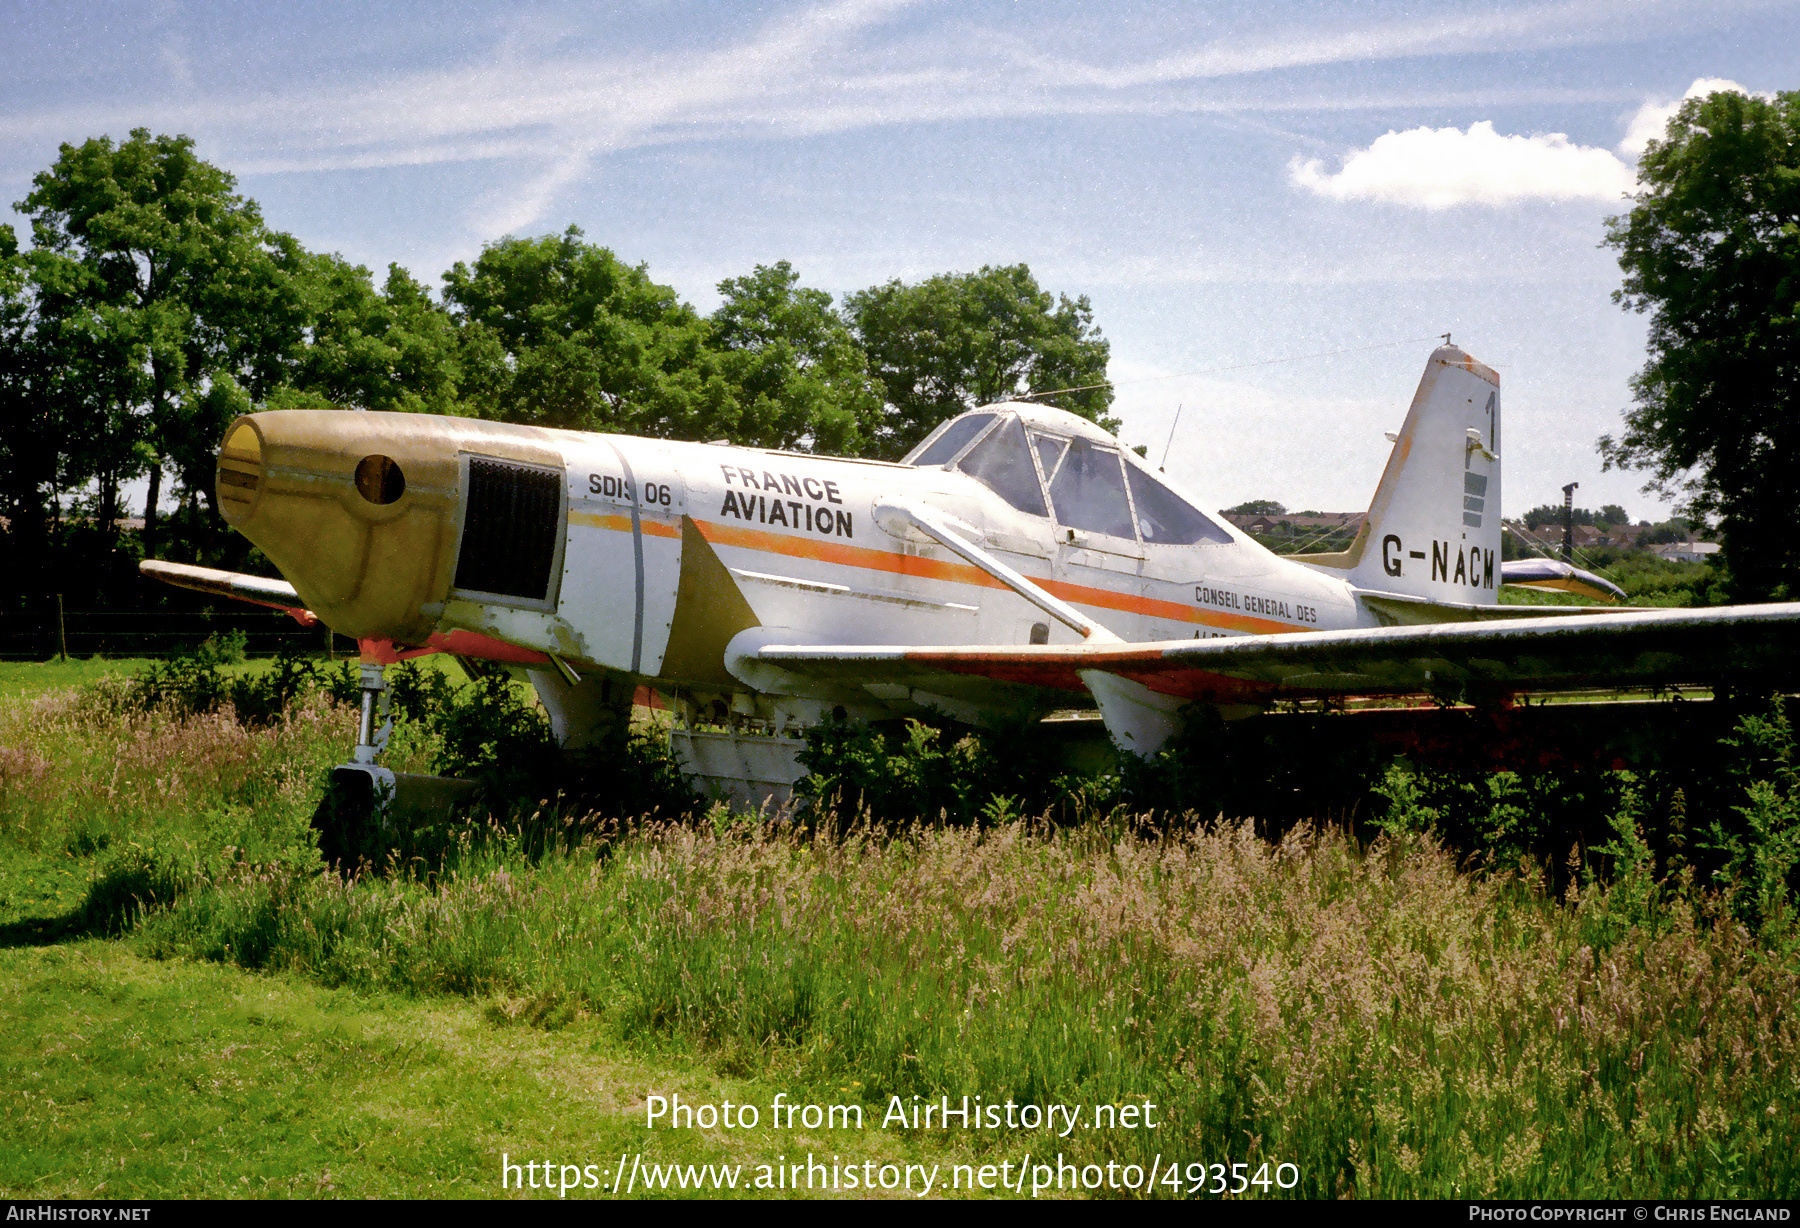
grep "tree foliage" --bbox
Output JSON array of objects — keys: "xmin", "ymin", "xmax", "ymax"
[
  {"xmin": 0, "ymin": 131, "xmax": 1122, "ymax": 616},
  {"xmin": 442, "ymin": 226, "xmax": 735, "ymax": 439},
  {"xmin": 1601, "ymin": 88, "xmax": 1800, "ymax": 600},
  {"xmin": 13, "ymin": 129, "xmax": 313, "ymax": 562},
  {"xmin": 1521, "ymin": 504, "xmax": 1637, "ymax": 532},
  {"xmin": 285, "ymin": 259, "xmax": 461, "ymax": 416},
  {"xmin": 0, "ymin": 224, "xmax": 57, "ymax": 583},
  {"xmin": 844, "ymin": 264, "xmax": 1115, "ymax": 460},
  {"xmin": 1522, "ymin": 504, "xmax": 1596, "ymax": 531},
  {"xmin": 708, "ymin": 261, "xmax": 883, "ymax": 454}
]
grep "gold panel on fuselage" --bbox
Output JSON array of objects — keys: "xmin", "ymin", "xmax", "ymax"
[{"xmin": 215, "ymin": 410, "xmax": 565, "ymax": 643}]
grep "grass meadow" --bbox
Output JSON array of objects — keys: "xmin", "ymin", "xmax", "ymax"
[{"xmin": 1, "ymin": 655, "xmax": 1797, "ymax": 1200}]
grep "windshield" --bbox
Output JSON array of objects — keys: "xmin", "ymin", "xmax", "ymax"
[
  {"xmin": 909, "ymin": 414, "xmax": 995, "ymax": 466},
  {"xmin": 958, "ymin": 416, "xmax": 1048, "ymax": 516}
]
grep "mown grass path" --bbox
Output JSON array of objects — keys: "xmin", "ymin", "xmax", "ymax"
[{"xmin": 0, "ymin": 938, "xmax": 984, "ymax": 1199}]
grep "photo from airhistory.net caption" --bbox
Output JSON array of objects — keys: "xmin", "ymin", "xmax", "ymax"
[{"xmin": 506, "ymin": 1089, "xmax": 1290, "ymax": 1197}]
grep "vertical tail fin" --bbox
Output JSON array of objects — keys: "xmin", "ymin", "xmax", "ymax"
[{"xmin": 1296, "ymin": 345, "xmax": 1502, "ymax": 604}]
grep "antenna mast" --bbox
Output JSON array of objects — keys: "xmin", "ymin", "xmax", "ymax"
[{"xmin": 1159, "ymin": 404, "xmax": 1183, "ymax": 471}]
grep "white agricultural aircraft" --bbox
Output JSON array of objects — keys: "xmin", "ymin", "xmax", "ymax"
[{"xmin": 144, "ymin": 343, "xmax": 1800, "ymax": 807}]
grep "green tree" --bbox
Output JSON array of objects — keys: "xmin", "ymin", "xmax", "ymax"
[
  {"xmin": 1601, "ymin": 88, "xmax": 1800, "ymax": 600},
  {"xmin": 0, "ymin": 224, "xmax": 64, "ymax": 605},
  {"xmin": 442, "ymin": 226, "xmax": 734, "ymax": 439},
  {"xmin": 1644, "ymin": 518, "xmax": 1694, "ymax": 546},
  {"xmin": 16, "ymin": 129, "xmax": 311, "ymax": 559},
  {"xmin": 843, "ymin": 264, "xmax": 1115, "ymax": 460},
  {"xmin": 707, "ymin": 261, "xmax": 882, "ymax": 454},
  {"xmin": 286, "ymin": 258, "xmax": 460, "ymax": 415},
  {"xmin": 1225, "ymin": 499, "xmax": 1287, "ymax": 517},
  {"xmin": 1522, "ymin": 504, "xmax": 1597, "ymax": 532}
]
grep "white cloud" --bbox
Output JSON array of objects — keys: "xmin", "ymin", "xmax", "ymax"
[
  {"xmin": 1619, "ymin": 77, "xmax": 1767, "ymax": 157},
  {"xmin": 157, "ymin": 34, "xmax": 194, "ymax": 92},
  {"xmin": 467, "ymin": 151, "xmax": 600, "ymax": 240},
  {"xmin": 1289, "ymin": 121, "xmax": 1636, "ymax": 208}
]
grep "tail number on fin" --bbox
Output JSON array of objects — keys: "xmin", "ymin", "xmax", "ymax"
[{"xmin": 1384, "ymin": 534, "xmax": 1495, "ymax": 589}]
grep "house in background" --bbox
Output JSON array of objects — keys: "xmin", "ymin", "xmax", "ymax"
[{"xmin": 1653, "ymin": 541, "xmax": 1722, "ymax": 564}]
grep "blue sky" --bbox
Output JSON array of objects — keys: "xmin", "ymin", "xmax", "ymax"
[{"xmin": 5, "ymin": 0, "xmax": 1795, "ymax": 523}]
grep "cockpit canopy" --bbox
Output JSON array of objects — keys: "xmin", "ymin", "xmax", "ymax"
[{"xmin": 903, "ymin": 402, "xmax": 1231, "ymax": 547}]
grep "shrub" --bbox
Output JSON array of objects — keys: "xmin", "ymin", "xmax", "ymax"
[
  {"xmin": 78, "ymin": 838, "xmax": 198, "ymax": 935},
  {"xmin": 1700, "ymin": 698, "xmax": 1800, "ymax": 942}
]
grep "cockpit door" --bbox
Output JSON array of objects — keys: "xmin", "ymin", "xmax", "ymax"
[
  {"xmin": 1037, "ymin": 436, "xmax": 1145, "ymax": 637},
  {"xmin": 1042, "ymin": 437, "xmax": 1144, "ymax": 562}
]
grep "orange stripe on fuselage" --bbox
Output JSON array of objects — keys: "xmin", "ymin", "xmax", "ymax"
[
  {"xmin": 569, "ymin": 510, "xmax": 680, "ymax": 538},
  {"xmin": 565, "ymin": 511, "xmax": 1297, "ymax": 634},
  {"xmin": 687, "ymin": 518, "xmax": 1294, "ymax": 635},
  {"xmin": 697, "ymin": 517, "xmax": 996, "ymax": 587},
  {"xmin": 1041, "ymin": 575, "xmax": 1289, "ymax": 635}
]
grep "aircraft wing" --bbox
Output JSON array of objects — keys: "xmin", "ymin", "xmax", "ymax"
[
  {"xmin": 750, "ymin": 603, "xmax": 1800, "ymax": 712},
  {"xmin": 141, "ymin": 560, "xmax": 318, "ymax": 623},
  {"xmin": 138, "ymin": 560, "xmax": 555, "ymax": 667}
]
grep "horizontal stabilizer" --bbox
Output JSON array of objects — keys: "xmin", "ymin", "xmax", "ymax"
[
  {"xmin": 1358, "ymin": 590, "xmax": 1626, "ymax": 624},
  {"xmin": 1501, "ymin": 558, "xmax": 1626, "ymax": 603}
]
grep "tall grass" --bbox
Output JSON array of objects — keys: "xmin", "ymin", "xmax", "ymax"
[
  {"xmin": 2, "ymin": 669, "xmax": 1797, "ymax": 1197},
  {"xmin": 0, "ymin": 683, "xmax": 362, "ymax": 857},
  {"xmin": 121, "ymin": 818, "xmax": 1800, "ymax": 1197}
]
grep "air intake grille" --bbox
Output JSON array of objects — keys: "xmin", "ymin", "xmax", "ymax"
[{"xmin": 455, "ymin": 457, "xmax": 562, "ymax": 602}]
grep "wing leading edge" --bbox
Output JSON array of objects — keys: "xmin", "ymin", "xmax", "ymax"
[{"xmin": 751, "ymin": 603, "xmax": 1800, "ymax": 751}]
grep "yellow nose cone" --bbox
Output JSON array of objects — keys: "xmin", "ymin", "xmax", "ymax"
[{"xmin": 216, "ymin": 410, "xmax": 564, "ymax": 643}]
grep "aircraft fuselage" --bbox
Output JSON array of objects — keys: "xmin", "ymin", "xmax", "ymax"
[{"xmin": 216, "ymin": 401, "xmax": 1371, "ymax": 726}]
